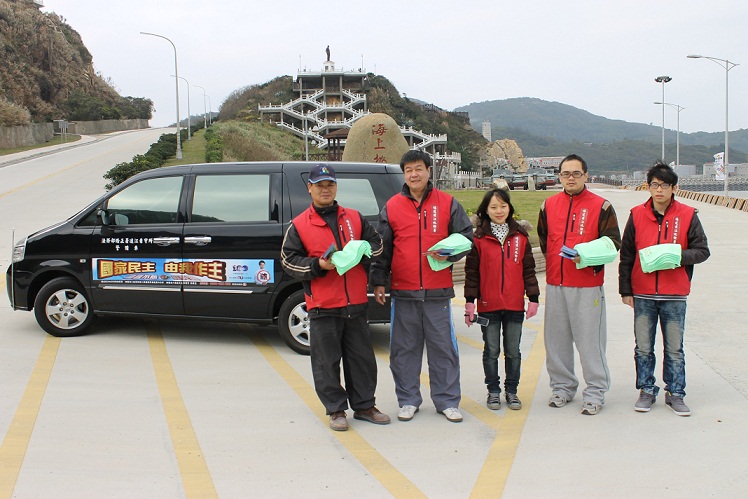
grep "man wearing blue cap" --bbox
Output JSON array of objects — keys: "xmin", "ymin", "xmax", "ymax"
[
  {"xmin": 619, "ymin": 161, "xmax": 710, "ymax": 416},
  {"xmin": 281, "ymin": 163, "xmax": 390, "ymax": 431}
]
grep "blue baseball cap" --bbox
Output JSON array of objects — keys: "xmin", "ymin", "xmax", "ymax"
[{"xmin": 308, "ymin": 163, "xmax": 337, "ymax": 183}]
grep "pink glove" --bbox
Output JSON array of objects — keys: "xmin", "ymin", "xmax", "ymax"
[
  {"xmin": 526, "ymin": 302, "xmax": 539, "ymax": 319},
  {"xmin": 464, "ymin": 303, "xmax": 475, "ymax": 326}
]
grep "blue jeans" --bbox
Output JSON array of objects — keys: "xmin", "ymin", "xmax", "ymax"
[
  {"xmin": 633, "ymin": 298, "xmax": 687, "ymax": 397},
  {"xmin": 481, "ymin": 310, "xmax": 524, "ymax": 394}
]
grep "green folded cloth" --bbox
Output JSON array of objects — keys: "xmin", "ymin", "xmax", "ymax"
[
  {"xmin": 331, "ymin": 240, "xmax": 372, "ymax": 275},
  {"xmin": 427, "ymin": 233, "xmax": 473, "ymax": 272},
  {"xmin": 574, "ymin": 236, "xmax": 619, "ymax": 269},
  {"xmin": 639, "ymin": 243, "xmax": 682, "ymax": 273}
]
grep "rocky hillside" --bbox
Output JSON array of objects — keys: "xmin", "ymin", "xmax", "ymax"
[{"xmin": 0, "ymin": 0, "xmax": 151, "ymax": 125}]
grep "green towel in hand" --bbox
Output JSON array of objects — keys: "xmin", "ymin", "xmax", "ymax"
[
  {"xmin": 574, "ymin": 236, "xmax": 619, "ymax": 269},
  {"xmin": 427, "ymin": 233, "xmax": 473, "ymax": 272},
  {"xmin": 331, "ymin": 240, "xmax": 372, "ymax": 275},
  {"xmin": 639, "ymin": 243, "xmax": 682, "ymax": 273}
]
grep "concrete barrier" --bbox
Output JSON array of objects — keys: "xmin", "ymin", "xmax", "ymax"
[
  {"xmin": 0, "ymin": 123, "xmax": 54, "ymax": 148},
  {"xmin": 676, "ymin": 189, "xmax": 748, "ymax": 212}
]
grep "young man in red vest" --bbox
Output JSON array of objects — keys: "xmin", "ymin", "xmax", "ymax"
[
  {"xmin": 371, "ymin": 150, "xmax": 474, "ymax": 423},
  {"xmin": 619, "ymin": 162, "xmax": 710, "ymax": 416},
  {"xmin": 281, "ymin": 164, "xmax": 390, "ymax": 431},
  {"xmin": 537, "ymin": 154, "xmax": 621, "ymax": 415}
]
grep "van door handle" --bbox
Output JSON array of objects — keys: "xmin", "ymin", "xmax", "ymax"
[
  {"xmin": 153, "ymin": 237, "xmax": 180, "ymax": 246},
  {"xmin": 184, "ymin": 236, "xmax": 212, "ymax": 246}
]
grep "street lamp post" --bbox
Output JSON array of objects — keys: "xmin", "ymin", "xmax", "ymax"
[
  {"xmin": 654, "ymin": 102, "xmax": 684, "ymax": 167},
  {"xmin": 654, "ymin": 76, "xmax": 672, "ymax": 161},
  {"xmin": 206, "ymin": 95, "xmax": 212, "ymax": 125},
  {"xmin": 140, "ymin": 31, "xmax": 182, "ymax": 159},
  {"xmin": 194, "ymin": 85, "xmax": 208, "ymax": 129},
  {"xmin": 687, "ymin": 55, "xmax": 739, "ymax": 198},
  {"xmin": 172, "ymin": 75, "xmax": 191, "ymax": 140}
]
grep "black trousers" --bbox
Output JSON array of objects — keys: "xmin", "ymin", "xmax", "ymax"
[{"xmin": 309, "ymin": 311, "xmax": 378, "ymax": 414}]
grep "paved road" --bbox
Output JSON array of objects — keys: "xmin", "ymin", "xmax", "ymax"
[{"xmin": 1, "ymin": 141, "xmax": 747, "ymax": 498}]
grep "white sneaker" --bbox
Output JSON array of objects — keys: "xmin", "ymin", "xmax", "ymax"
[
  {"xmin": 398, "ymin": 405, "xmax": 419, "ymax": 421},
  {"xmin": 439, "ymin": 407, "xmax": 463, "ymax": 422}
]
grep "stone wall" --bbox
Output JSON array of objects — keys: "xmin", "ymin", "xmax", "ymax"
[
  {"xmin": 67, "ymin": 119, "xmax": 149, "ymax": 135},
  {"xmin": 0, "ymin": 119, "xmax": 150, "ymax": 149},
  {"xmin": 0, "ymin": 123, "xmax": 54, "ymax": 148}
]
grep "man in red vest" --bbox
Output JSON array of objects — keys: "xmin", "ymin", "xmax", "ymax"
[
  {"xmin": 619, "ymin": 162, "xmax": 710, "ymax": 416},
  {"xmin": 281, "ymin": 163, "xmax": 390, "ymax": 431},
  {"xmin": 537, "ymin": 154, "xmax": 621, "ymax": 415},
  {"xmin": 371, "ymin": 150, "xmax": 474, "ymax": 423}
]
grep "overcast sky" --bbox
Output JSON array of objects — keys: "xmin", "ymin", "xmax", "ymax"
[{"xmin": 41, "ymin": 0, "xmax": 747, "ymax": 135}]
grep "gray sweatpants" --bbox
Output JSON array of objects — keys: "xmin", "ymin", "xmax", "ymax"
[
  {"xmin": 544, "ymin": 285, "xmax": 610, "ymax": 404},
  {"xmin": 389, "ymin": 298, "xmax": 461, "ymax": 411}
]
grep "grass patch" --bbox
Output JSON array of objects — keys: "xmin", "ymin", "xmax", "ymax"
[
  {"xmin": 0, "ymin": 134, "xmax": 81, "ymax": 156},
  {"xmin": 446, "ymin": 188, "xmax": 555, "ymax": 247},
  {"xmin": 164, "ymin": 128, "xmax": 207, "ymax": 166}
]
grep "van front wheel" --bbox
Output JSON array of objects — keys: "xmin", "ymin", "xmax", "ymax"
[
  {"xmin": 278, "ymin": 290, "xmax": 311, "ymax": 355},
  {"xmin": 34, "ymin": 277, "xmax": 94, "ymax": 337}
]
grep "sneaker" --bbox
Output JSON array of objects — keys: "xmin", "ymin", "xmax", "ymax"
[
  {"xmin": 398, "ymin": 405, "xmax": 419, "ymax": 421},
  {"xmin": 634, "ymin": 391, "xmax": 656, "ymax": 412},
  {"xmin": 505, "ymin": 393, "xmax": 522, "ymax": 410},
  {"xmin": 486, "ymin": 392, "xmax": 501, "ymax": 410},
  {"xmin": 548, "ymin": 394, "xmax": 568, "ymax": 408},
  {"xmin": 665, "ymin": 392, "xmax": 691, "ymax": 416},
  {"xmin": 439, "ymin": 407, "xmax": 463, "ymax": 422},
  {"xmin": 329, "ymin": 410, "xmax": 348, "ymax": 431},
  {"xmin": 581, "ymin": 401, "xmax": 602, "ymax": 415}
]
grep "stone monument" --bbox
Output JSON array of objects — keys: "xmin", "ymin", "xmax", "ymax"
[{"xmin": 341, "ymin": 113, "xmax": 410, "ymax": 164}]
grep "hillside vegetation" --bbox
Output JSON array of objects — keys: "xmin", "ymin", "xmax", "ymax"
[
  {"xmin": 219, "ymin": 74, "xmax": 488, "ymax": 171},
  {"xmin": 458, "ymin": 98, "xmax": 748, "ymax": 172},
  {"xmin": 0, "ymin": 0, "xmax": 152, "ymax": 125}
]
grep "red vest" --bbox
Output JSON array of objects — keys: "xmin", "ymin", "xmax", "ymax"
[
  {"xmin": 293, "ymin": 204, "xmax": 368, "ymax": 309},
  {"xmin": 544, "ymin": 188, "xmax": 606, "ymax": 287},
  {"xmin": 386, "ymin": 189, "xmax": 455, "ymax": 290},
  {"xmin": 474, "ymin": 231, "xmax": 529, "ymax": 312},
  {"xmin": 630, "ymin": 198, "xmax": 695, "ymax": 296}
]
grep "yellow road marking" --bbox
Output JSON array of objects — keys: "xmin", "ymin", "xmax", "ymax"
[
  {"xmin": 470, "ymin": 321, "xmax": 545, "ymax": 497},
  {"xmin": 0, "ymin": 336, "xmax": 60, "ymax": 499},
  {"xmin": 147, "ymin": 322, "xmax": 218, "ymax": 499},
  {"xmin": 247, "ymin": 330, "xmax": 426, "ymax": 499}
]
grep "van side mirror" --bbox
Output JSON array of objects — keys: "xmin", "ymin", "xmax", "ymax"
[{"xmin": 98, "ymin": 209, "xmax": 110, "ymax": 225}]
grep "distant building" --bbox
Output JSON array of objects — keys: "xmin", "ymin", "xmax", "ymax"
[
  {"xmin": 526, "ymin": 156, "xmax": 564, "ymax": 171},
  {"xmin": 673, "ymin": 164, "xmax": 696, "ymax": 177},
  {"xmin": 482, "ymin": 121, "xmax": 491, "ymax": 142}
]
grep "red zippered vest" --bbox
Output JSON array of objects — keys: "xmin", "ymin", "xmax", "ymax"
[
  {"xmin": 293, "ymin": 204, "xmax": 368, "ymax": 309},
  {"xmin": 544, "ymin": 188, "xmax": 606, "ymax": 287},
  {"xmin": 630, "ymin": 198, "xmax": 695, "ymax": 296},
  {"xmin": 386, "ymin": 189, "xmax": 455, "ymax": 290}
]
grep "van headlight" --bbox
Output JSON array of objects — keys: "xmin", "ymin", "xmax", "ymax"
[{"xmin": 12, "ymin": 238, "xmax": 26, "ymax": 263}]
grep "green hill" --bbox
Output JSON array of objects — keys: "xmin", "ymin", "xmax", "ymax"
[{"xmin": 456, "ymin": 98, "xmax": 748, "ymax": 173}]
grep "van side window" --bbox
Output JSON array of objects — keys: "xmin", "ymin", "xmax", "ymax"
[
  {"xmin": 106, "ymin": 176, "xmax": 182, "ymax": 225},
  {"xmin": 334, "ymin": 178, "xmax": 379, "ymax": 217},
  {"xmin": 191, "ymin": 174, "xmax": 271, "ymax": 222}
]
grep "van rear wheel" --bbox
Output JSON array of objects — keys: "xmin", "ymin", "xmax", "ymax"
[
  {"xmin": 34, "ymin": 277, "xmax": 93, "ymax": 337},
  {"xmin": 278, "ymin": 290, "xmax": 311, "ymax": 355}
]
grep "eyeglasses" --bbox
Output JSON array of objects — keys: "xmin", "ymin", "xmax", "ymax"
[
  {"xmin": 649, "ymin": 182, "xmax": 671, "ymax": 190},
  {"xmin": 559, "ymin": 171, "xmax": 585, "ymax": 179}
]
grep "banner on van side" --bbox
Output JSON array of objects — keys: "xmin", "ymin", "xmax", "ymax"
[{"xmin": 93, "ymin": 258, "xmax": 274, "ymax": 286}]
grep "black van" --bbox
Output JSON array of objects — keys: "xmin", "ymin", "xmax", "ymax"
[{"xmin": 6, "ymin": 161, "xmax": 404, "ymax": 354}]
